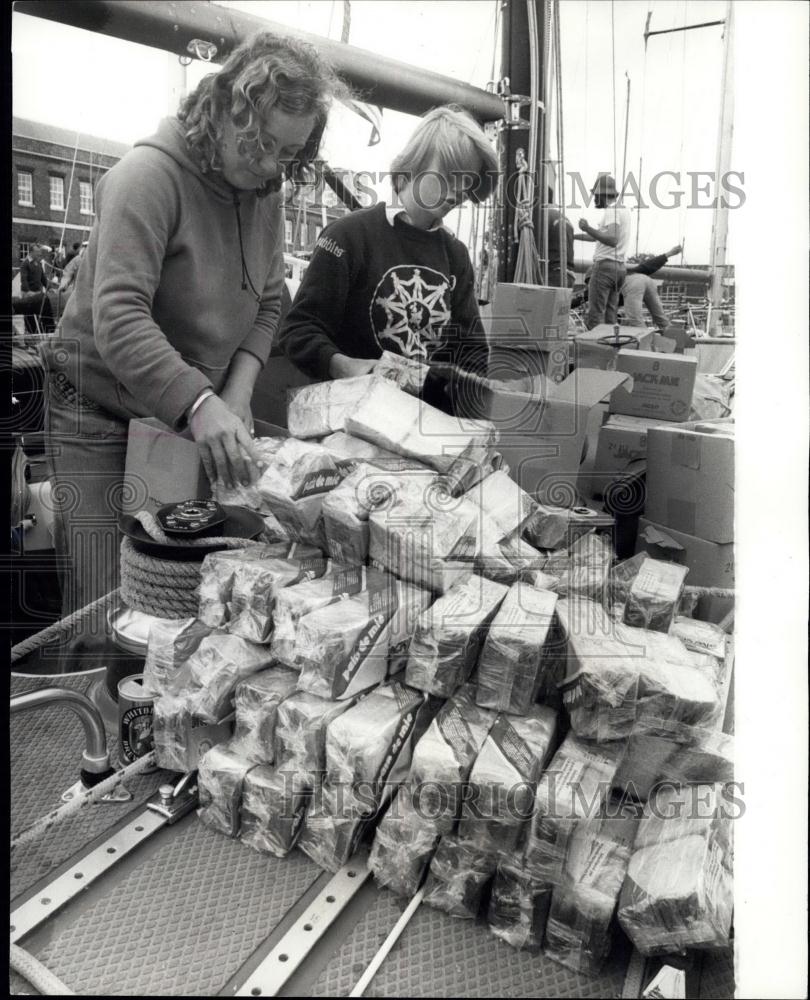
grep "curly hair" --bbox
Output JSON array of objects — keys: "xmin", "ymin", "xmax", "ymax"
[{"xmin": 177, "ymin": 31, "xmax": 343, "ymax": 192}]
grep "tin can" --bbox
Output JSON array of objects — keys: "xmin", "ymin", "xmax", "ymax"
[{"xmin": 118, "ymin": 673, "xmax": 156, "ymax": 768}]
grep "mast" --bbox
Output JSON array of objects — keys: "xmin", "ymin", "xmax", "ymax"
[{"xmin": 707, "ymin": 1, "xmax": 734, "ymax": 333}]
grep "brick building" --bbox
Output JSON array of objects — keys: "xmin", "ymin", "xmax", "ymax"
[
  {"xmin": 12, "ymin": 116, "xmax": 130, "ymax": 268},
  {"xmin": 12, "ymin": 115, "xmax": 349, "ymax": 270}
]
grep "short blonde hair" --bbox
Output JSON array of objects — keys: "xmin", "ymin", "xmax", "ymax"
[{"xmin": 390, "ymin": 105, "xmax": 499, "ymax": 205}]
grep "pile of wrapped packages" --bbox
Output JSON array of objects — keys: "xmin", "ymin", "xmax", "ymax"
[{"xmin": 144, "ymin": 368, "xmax": 734, "ymax": 978}]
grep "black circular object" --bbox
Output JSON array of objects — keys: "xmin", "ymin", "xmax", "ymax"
[
  {"xmin": 595, "ymin": 333, "xmax": 640, "ymax": 349},
  {"xmin": 156, "ymin": 499, "xmax": 226, "ymax": 537},
  {"xmin": 119, "ymin": 505, "xmax": 264, "ymax": 560}
]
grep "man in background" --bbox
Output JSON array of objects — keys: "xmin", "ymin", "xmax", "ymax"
[
  {"xmin": 622, "ymin": 244, "xmax": 682, "ymax": 330},
  {"xmin": 574, "ymin": 173, "xmax": 630, "ymax": 328}
]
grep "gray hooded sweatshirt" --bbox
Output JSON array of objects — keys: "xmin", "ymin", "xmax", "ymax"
[{"xmin": 47, "ymin": 117, "xmax": 284, "ymax": 430}]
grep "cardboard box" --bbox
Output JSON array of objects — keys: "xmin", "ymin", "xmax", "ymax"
[
  {"xmin": 589, "ymin": 414, "xmax": 673, "ymax": 491},
  {"xmin": 486, "ymin": 341, "xmax": 571, "ymax": 386},
  {"xmin": 571, "ymin": 326, "xmax": 653, "ymax": 370},
  {"xmin": 635, "ymin": 516, "xmax": 733, "ymax": 624},
  {"xmin": 645, "ymin": 422, "xmax": 734, "ymax": 543},
  {"xmin": 477, "ymin": 368, "xmax": 632, "ymax": 503},
  {"xmin": 124, "ymin": 417, "xmax": 285, "ymax": 512},
  {"xmin": 482, "ymin": 283, "xmax": 572, "ymax": 345},
  {"xmin": 608, "ymin": 350, "xmax": 698, "ymax": 421}
]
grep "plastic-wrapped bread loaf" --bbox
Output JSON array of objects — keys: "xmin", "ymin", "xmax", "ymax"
[
  {"xmin": 296, "ymin": 574, "xmax": 431, "ymax": 699},
  {"xmin": 618, "ymin": 784, "xmax": 733, "ymax": 956},
  {"xmin": 556, "ymin": 532, "xmax": 614, "ymax": 602},
  {"xmin": 256, "ymin": 438, "xmax": 347, "ymax": 546},
  {"xmin": 228, "ymin": 552, "xmax": 329, "ymax": 643},
  {"xmin": 142, "ymin": 618, "xmax": 212, "ymax": 697},
  {"xmin": 408, "ymin": 684, "xmax": 497, "ymax": 834},
  {"xmin": 459, "ymin": 705, "xmax": 558, "ymax": 856},
  {"xmin": 198, "ymin": 550, "xmax": 255, "ymax": 628},
  {"xmin": 152, "ymin": 689, "xmax": 234, "ymax": 772},
  {"xmin": 287, "ymin": 375, "xmax": 379, "ymax": 439},
  {"xmin": 368, "ymin": 487, "xmax": 480, "ymax": 593},
  {"xmin": 324, "ymin": 682, "xmax": 428, "ymax": 794},
  {"xmin": 543, "ymin": 810, "xmax": 639, "ymax": 975},
  {"xmin": 213, "ymin": 436, "xmax": 287, "ymax": 508},
  {"xmin": 178, "ymin": 632, "xmax": 276, "ymax": 723},
  {"xmin": 522, "ymin": 504, "xmax": 613, "ymax": 551},
  {"xmin": 297, "ymin": 682, "xmax": 431, "ymax": 873},
  {"xmin": 524, "ymin": 733, "xmax": 624, "ymax": 885},
  {"xmin": 405, "ymin": 574, "xmax": 509, "ymax": 697},
  {"xmin": 322, "ymin": 465, "xmax": 437, "ymax": 566},
  {"xmin": 619, "ymin": 555, "xmax": 689, "ymax": 633},
  {"xmin": 374, "ymin": 350, "xmax": 430, "ymax": 395},
  {"xmin": 475, "ymin": 583, "xmax": 559, "ymax": 715},
  {"xmin": 240, "ymin": 765, "xmax": 311, "ymax": 857},
  {"xmin": 273, "ymin": 691, "xmax": 354, "ymax": 788},
  {"xmin": 345, "ymin": 378, "xmax": 498, "ymax": 491},
  {"xmin": 271, "ymin": 565, "xmax": 369, "ymax": 667},
  {"xmin": 196, "ymin": 743, "xmax": 256, "ymax": 838},
  {"xmin": 487, "ymin": 858, "xmax": 553, "ymax": 952},
  {"xmin": 229, "ymin": 667, "xmax": 299, "ymax": 764},
  {"xmin": 368, "ymin": 787, "xmax": 442, "ymax": 896},
  {"xmin": 423, "ymin": 834, "xmax": 499, "ymax": 919}
]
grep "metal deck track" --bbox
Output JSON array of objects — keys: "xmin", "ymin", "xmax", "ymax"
[{"xmin": 10, "ymin": 673, "xmax": 736, "ymax": 998}]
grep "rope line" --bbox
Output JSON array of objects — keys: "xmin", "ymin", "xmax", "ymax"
[
  {"xmin": 10, "ymin": 590, "xmax": 119, "ymax": 664},
  {"xmin": 10, "ymin": 751, "xmax": 160, "ymax": 853}
]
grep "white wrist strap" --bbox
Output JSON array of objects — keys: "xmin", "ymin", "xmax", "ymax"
[{"xmin": 187, "ymin": 388, "xmax": 215, "ymax": 423}]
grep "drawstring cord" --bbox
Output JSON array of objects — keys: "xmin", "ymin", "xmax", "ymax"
[{"xmin": 233, "ymin": 194, "xmax": 263, "ymax": 304}]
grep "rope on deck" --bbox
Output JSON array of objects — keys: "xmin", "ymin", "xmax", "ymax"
[
  {"xmin": 120, "ymin": 538, "xmax": 202, "ymax": 618},
  {"xmin": 10, "ymin": 590, "xmax": 119, "ymax": 665},
  {"xmin": 10, "ymin": 751, "xmax": 159, "ymax": 853},
  {"xmin": 10, "ymin": 943, "xmax": 76, "ymax": 995},
  {"xmin": 683, "ymin": 585, "xmax": 735, "ymax": 599}
]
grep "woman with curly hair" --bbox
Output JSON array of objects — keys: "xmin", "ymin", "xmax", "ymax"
[{"xmin": 43, "ymin": 32, "xmax": 340, "ymax": 619}]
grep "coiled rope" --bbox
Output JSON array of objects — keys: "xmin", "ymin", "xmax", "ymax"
[{"xmin": 11, "ymin": 590, "xmax": 118, "ymax": 665}]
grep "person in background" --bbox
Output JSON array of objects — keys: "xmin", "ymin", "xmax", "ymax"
[
  {"xmin": 19, "ymin": 245, "xmax": 55, "ymax": 333},
  {"xmin": 59, "ymin": 241, "xmax": 87, "ymax": 295},
  {"xmin": 64, "ymin": 242, "xmax": 82, "ymax": 266},
  {"xmin": 42, "ymin": 31, "xmax": 340, "ymax": 622},
  {"xmin": 544, "ymin": 193, "xmax": 575, "ymax": 288},
  {"xmin": 574, "ymin": 173, "xmax": 630, "ymax": 328},
  {"xmin": 277, "ymin": 105, "xmax": 499, "ymax": 414},
  {"xmin": 622, "ymin": 244, "xmax": 682, "ymax": 331}
]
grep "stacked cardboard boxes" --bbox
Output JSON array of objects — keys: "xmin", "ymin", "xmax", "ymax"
[{"xmin": 638, "ymin": 420, "xmax": 734, "ymax": 622}]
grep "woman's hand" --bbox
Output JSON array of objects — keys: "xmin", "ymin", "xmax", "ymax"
[
  {"xmin": 329, "ymin": 354, "xmax": 377, "ymax": 379},
  {"xmin": 219, "ymin": 382, "xmax": 254, "ymax": 435},
  {"xmin": 189, "ymin": 393, "xmax": 264, "ymax": 490}
]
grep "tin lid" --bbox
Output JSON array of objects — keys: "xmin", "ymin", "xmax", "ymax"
[
  {"xmin": 107, "ymin": 602, "xmax": 174, "ymax": 655},
  {"xmin": 118, "ymin": 674, "xmax": 148, "ymax": 700}
]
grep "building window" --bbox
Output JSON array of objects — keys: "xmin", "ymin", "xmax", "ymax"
[
  {"xmin": 49, "ymin": 175, "xmax": 65, "ymax": 211},
  {"xmin": 17, "ymin": 171, "xmax": 33, "ymax": 206},
  {"xmin": 19, "ymin": 242, "xmax": 33, "ymax": 260},
  {"xmin": 79, "ymin": 181, "xmax": 94, "ymax": 215},
  {"xmin": 284, "ymin": 219, "xmax": 293, "ymax": 244}
]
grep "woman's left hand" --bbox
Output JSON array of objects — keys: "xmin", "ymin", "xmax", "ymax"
[{"xmin": 219, "ymin": 383, "xmax": 255, "ymax": 436}]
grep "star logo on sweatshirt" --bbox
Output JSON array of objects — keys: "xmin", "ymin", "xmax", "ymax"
[{"xmin": 370, "ymin": 266, "xmax": 454, "ymax": 358}]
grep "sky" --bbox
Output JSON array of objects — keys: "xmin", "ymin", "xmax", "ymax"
[{"xmin": 13, "ymin": 0, "xmax": 731, "ymax": 262}]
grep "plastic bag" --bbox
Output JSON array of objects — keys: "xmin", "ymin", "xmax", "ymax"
[
  {"xmin": 374, "ymin": 350, "xmax": 430, "ymax": 395},
  {"xmin": 408, "ymin": 684, "xmax": 497, "ymax": 835},
  {"xmin": 405, "ymin": 573, "xmax": 509, "ymax": 697},
  {"xmin": 142, "ymin": 618, "xmax": 212, "ymax": 698},
  {"xmin": 557, "ymin": 532, "xmax": 614, "ymax": 603},
  {"xmin": 240, "ymin": 765, "xmax": 311, "ymax": 857},
  {"xmin": 368, "ymin": 787, "xmax": 442, "ymax": 896},
  {"xmin": 618, "ymin": 784, "xmax": 733, "ymax": 956},
  {"xmin": 475, "ymin": 583, "xmax": 559, "ymax": 715},
  {"xmin": 616, "ymin": 555, "xmax": 689, "ymax": 633},
  {"xmin": 423, "ymin": 834, "xmax": 498, "ymax": 919},
  {"xmin": 228, "ymin": 552, "xmax": 329, "ymax": 643},
  {"xmin": 459, "ymin": 706, "xmax": 558, "ymax": 856},
  {"xmin": 296, "ymin": 781, "xmax": 370, "ymax": 872},
  {"xmin": 295, "ymin": 575, "xmax": 431, "ymax": 700},
  {"xmin": 229, "ymin": 667, "xmax": 299, "ymax": 765},
  {"xmin": 197, "ymin": 743, "xmax": 255, "ymax": 838},
  {"xmin": 487, "ymin": 859, "xmax": 553, "ymax": 952},
  {"xmin": 524, "ymin": 733, "xmax": 624, "ymax": 885},
  {"xmin": 182, "ymin": 632, "xmax": 276, "ymax": 723},
  {"xmin": 274, "ymin": 691, "xmax": 354, "ymax": 788},
  {"xmin": 288, "ymin": 375, "xmax": 380, "ymax": 439}
]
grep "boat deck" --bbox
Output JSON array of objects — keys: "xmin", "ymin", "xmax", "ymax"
[{"xmin": 10, "ymin": 669, "xmax": 735, "ymax": 998}]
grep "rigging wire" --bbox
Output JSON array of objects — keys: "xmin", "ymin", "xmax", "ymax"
[
  {"xmin": 554, "ymin": 0, "xmax": 568, "ymax": 287},
  {"xmin": 636, "ymin": 0, "xmax": 653, "ymax": 254},
  {"xmin": 677, "ymin": 0, "xmax": 688, "ymax": 261}
]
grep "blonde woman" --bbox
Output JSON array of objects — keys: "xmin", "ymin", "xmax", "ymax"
[
  {"xmin": 278, "ymin": 105, "xmax": 499, "ymax": 412},
  {"xmin": 43, "ymin": 32, "xmax": 340, "ymax": 617}
]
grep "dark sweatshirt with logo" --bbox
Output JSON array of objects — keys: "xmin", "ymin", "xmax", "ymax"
[
  {"xmin": 45, "ymin": 117, "xmax": 284, "ymax": 429},
  {"xmin": 277, "ymin": 202, "xmax": 488, "ymax": 410}
]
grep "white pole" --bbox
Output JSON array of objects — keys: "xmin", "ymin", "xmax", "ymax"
[
  {"xmin": 348, "ymin": 886, "xmax": 426, "ymax": 997},
  {"xmin": 708, "ymin": 1, "xmax": 734, "ymax": 334}
]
